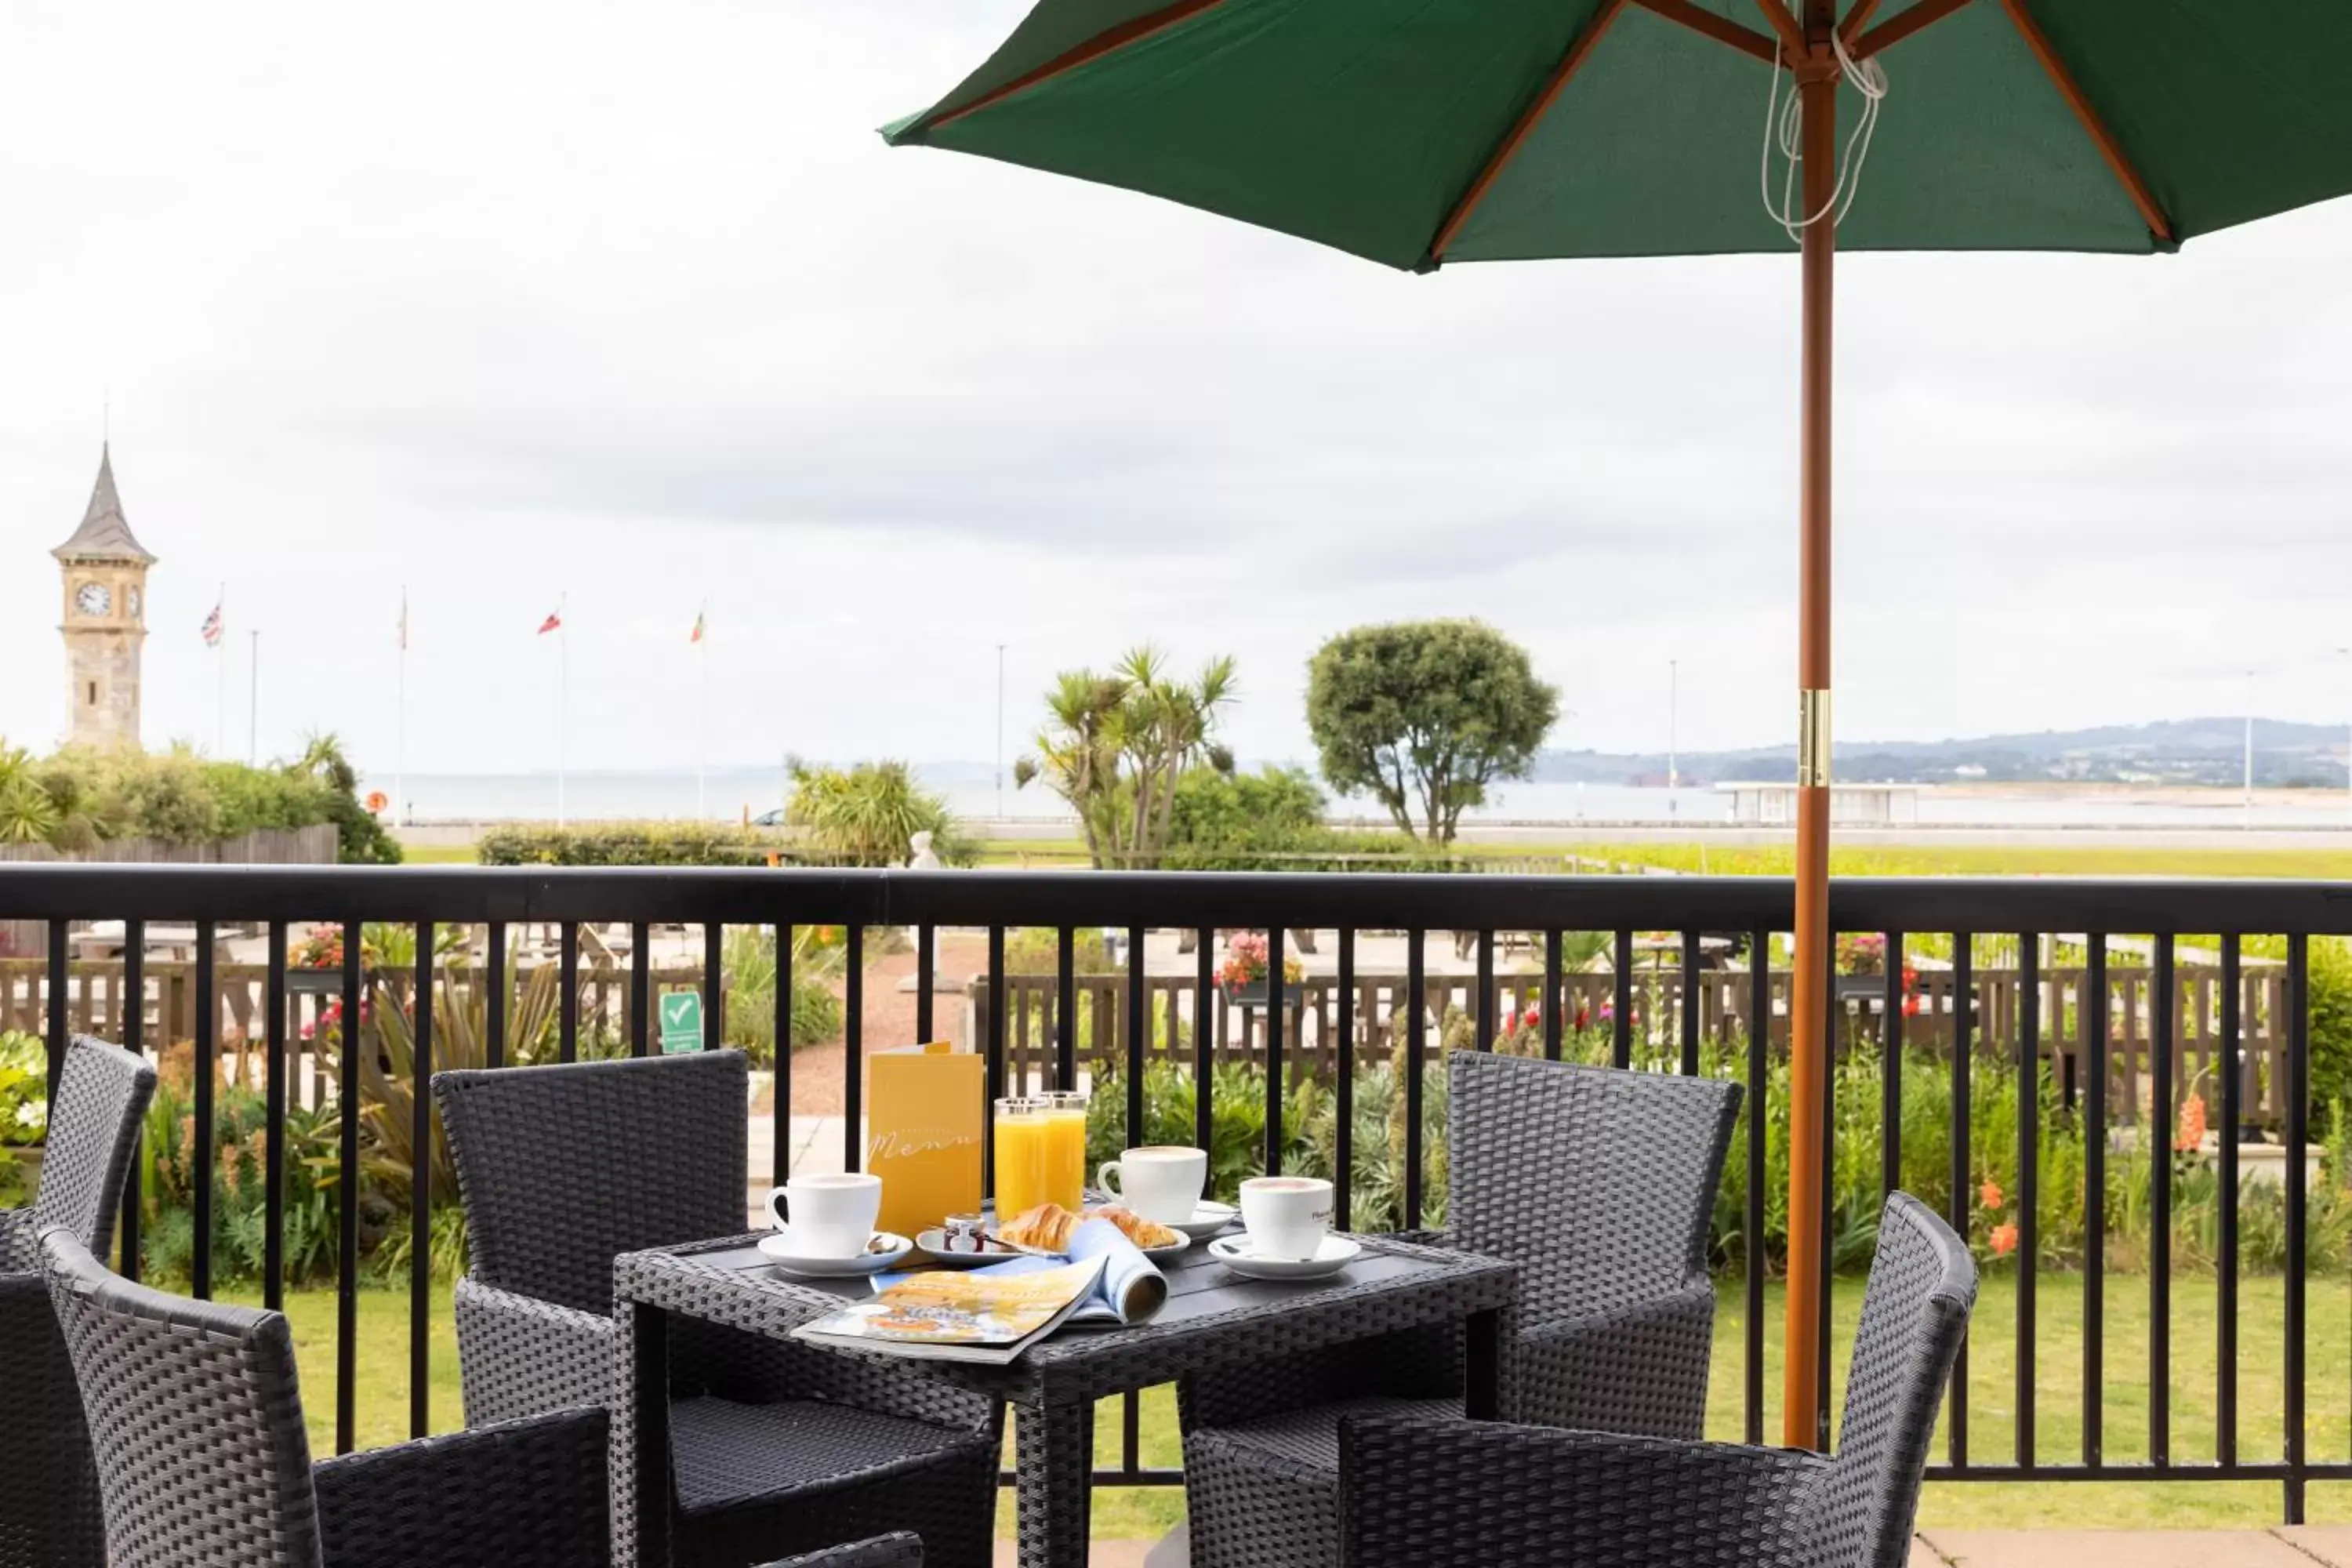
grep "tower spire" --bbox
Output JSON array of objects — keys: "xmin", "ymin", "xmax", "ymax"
[{"xmin": 52, "ymin": 444, "xmax": 154, "ymax": 563}]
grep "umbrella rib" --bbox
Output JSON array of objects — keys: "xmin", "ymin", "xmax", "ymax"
[
  {"xmin": 918, "ymin": 0, "xmax": 1228, "ymax": 134},
  {"xmin": 1750, "ymin": 0, "xmax": 1807, "ymax": 62},
  {"xmin": 1427, "ymin": 0, "xmax": 1633, "ymax": 263},
  {"xmin": 1851, "ymin": 0, "xmax": 1977, "ymax": 59},
  {"xmin": 1632, "ymin": 0, "xmax": 1783, "ymax": 65},
  {"xmin": 1838, "ymin": 0, "xmax": 1887, "ymax": 45},
  {"xmin": 1996, "ymin": 0, "xmax": 2173, "ymax": 242}
]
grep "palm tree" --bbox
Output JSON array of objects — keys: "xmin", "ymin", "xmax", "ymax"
[
  {"xmin": 1015, "ymin": 651, "xmax": 1236, "ymax": 868},
  {"xmin": 0, "ymin": 747, "xmax": 61, "ymax": 847},
  {"xmin": 785, "ymin": 760, "xmax": 962, "ymax": 867}
]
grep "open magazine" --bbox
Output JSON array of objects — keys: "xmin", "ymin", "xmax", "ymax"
[{"xmin": 789, "ymin": 1218, "xmax": 1168, "ymax": 1364}]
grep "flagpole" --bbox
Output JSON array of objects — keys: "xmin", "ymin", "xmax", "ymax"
[
  {"xmin": 697, "ymin": 602, "xmax": 709, "ymax": 822},
  {"xmin": 248, "ymin": 629, "xmax": 261, "ymax": 766},
  {"xmin": 557, "ymin": 591, "xmax": 568, "ymax": 829},
  {"xmin": 215, "ymin": 582, "xmax": 227, "ymax": 757},
  {"xmin": 396, "ymin": 586, "xmax": 408, "ymax": 828}
]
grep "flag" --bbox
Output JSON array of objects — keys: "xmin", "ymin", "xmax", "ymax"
[
  {"xmin": 690, "ymin": 606, "xmax": 706, "ymax": 644},
  {"xmin": 538, "ymin": 608, "xmax": 562, "ymax": 635},
  {"xmin": 200, "ymin": 601, "xmax": 223, "ymax": 648},
  {"xmin": 397, "ymin": 590, "xmax": 408, "ymax": 651}
]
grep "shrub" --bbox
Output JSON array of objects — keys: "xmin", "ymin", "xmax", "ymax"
[
  {"xmin": 2307, "ymin": 938, "xmax": 2352, "ymax": 1124},
  {"xmin": 139, "ymin": 1046, "xmax": 350, "ymax": 1287},
  {"xmin": 0, "ymin": 1030, "xmax": 46, "ymax": 1148},
  {"xmin": 477, "ymin": 822, "xmax": 794, "ymax": 867},
  {"xmin": 1, "ymin": 738, "xmax": 397, "ymax": 862},
  {"xmin": 720, "ymin": 925, "xmax": 849, "ymax": 1068},
  {"xmin": 785, "ymin": 759, "xmax": 978, "ymax": 868}
]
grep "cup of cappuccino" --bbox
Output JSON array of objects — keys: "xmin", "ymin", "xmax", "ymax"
[
  {"xmin": 1239, "ymin": 1175, "xmax": 1334, "ymax": 1261},
  {"xmin": 1096, "ymin": 1146, "xmax": 1208, "ymax": 1225},
  {"xmin": 763, "ymin": 1172, "xmax": 883, "ymax": 1259}
]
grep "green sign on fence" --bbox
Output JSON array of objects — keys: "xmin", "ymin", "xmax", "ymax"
[{"xmin": 659, "ymin": 990, "xmax": 702, "ymax": 1054}]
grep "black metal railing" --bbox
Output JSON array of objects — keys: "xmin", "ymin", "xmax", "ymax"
[{"xmin": 4, "ymin": 864, "xmax": 2350, "ymax": 1519}]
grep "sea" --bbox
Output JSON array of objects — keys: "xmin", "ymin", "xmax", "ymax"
[{"xmin": 354, "ymin": 766, "xmax": 2352, "ymax": 833}]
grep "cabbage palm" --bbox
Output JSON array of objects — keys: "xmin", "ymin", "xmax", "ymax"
[
  {"xmin": 1016, "ymin": 650, "xmax": 1235, "ymax": 868},
  {"xmin": 0, "ymin": 746, "xmax": 63, "ymax": 847}
]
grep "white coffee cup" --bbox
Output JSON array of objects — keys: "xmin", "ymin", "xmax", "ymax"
[
  {"xmin": 764, "ymin": 1172, "xmax": 883, "ymax": 1259},
  {"xmin": 1239, "ymin": 1175, "xmax": 1335, "ymax": 1262},
  {"xmin": 1096, "ymin": 1146, "xmax": 1208, "ymax": 1225}
]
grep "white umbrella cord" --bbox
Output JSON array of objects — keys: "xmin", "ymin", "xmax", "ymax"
[{"xmin": 1759, "ymin": 27, "xmax": 1889, "ymax": 242}]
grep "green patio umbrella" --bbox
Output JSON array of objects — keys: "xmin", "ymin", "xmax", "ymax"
[{"xmin": 881, "ymin": 0, "xmax": 2352, "ymax": 1446}]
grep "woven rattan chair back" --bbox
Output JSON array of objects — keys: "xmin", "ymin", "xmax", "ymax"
[
  {"xmin": 34, "ymin": 1036, "xmax": 158, "ymax": 1255},
  {"xmin": 1801, "ymin": 1192, "xmax": 1977, "ymax": 1568},
  {"xmin": 434, "ymin": 1051, "xmax": 749, "ymax": 1314},
  {"xmin": 1445, "ymin": 1051, "xmax": 1739, "ymax": 1323},
  {"xmin": 42, "ymin": 1228, "xmax": 323, "ymax": 1568}
]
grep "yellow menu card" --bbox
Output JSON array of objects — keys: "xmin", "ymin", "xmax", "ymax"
[{"xmin": 866, "ymin": 1040, "xmax": 983, "ymax": 1239}]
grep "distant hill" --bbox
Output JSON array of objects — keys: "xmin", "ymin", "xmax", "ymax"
[{"xmin": 1533, "ymin": 718, "xmax": 2350, "ymax": 789}]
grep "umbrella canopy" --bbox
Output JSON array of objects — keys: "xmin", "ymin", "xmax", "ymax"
[
  {"xmin": 885, "ymin": 0, "xmax": 2352, "ymax": 267},
  {"xmin": 882, "ymin": 0, "xmax": 2352, "ymax": 1450}
]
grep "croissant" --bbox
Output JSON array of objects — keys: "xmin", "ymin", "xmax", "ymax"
[
  {"xmin": 999, "ymin": 1202, "xmax": 1180, "ymax": 1252},
  {"xmin": 999, "ymin": 1203, "xmax": 1081, "ymax": 1252},
  {"xmin": 1090, "ymin": 1205, "xmax": 1181, "ymax": 1250}
]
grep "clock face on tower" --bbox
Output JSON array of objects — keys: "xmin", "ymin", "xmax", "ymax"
[
  {"xmin": 127, "ymin": 586, "xmax": 140, "ymax": 618},
  {"xmin": 75, "ymin": 582, "xmax": 111, "ymax": 616}
]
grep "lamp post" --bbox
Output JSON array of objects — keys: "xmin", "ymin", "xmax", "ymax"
[
  {"xmin": 248, "ymin": 630, "xmax": 260, "ymax": 766},
  {"xmin": 1668, "ymin": 658, "xmax": 1679, "ymax": 814},
  {"xmin": 2337, "ymin": 648, "xmax": 2351, "ymax": 810}
]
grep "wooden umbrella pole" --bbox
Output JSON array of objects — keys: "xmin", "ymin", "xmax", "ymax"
[{"xmin": 1783, "ymin": 9, "xmax": 1838, "ymax": 1454}]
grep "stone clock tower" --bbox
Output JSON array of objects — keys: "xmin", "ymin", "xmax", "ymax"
[{"xmin": 53, "ymin": 445, "xmax": 155, "ymax": 750}]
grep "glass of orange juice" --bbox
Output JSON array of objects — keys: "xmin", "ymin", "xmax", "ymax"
[
  {"xmin": 1043, "ymin": 1090, "xmax": 1088, "ymax": 1210},
  {"xmin": 993, "ymin": 1097, "xmax": 1051, "ymax": 1220}
]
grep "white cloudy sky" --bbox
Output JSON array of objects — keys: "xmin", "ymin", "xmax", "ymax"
[{"xmin": 2, "ymin": 0, "xmax": 2350, "ymax": 778}]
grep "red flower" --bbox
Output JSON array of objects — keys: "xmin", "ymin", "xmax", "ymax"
[
  {"xmin": 1989, "ymin": 1223, "xmax": 2019, "ymax": 1258},
  {"xmin": 2175, "ymin": 1094, "xmax": 2208, "ymax": 1153},
  {"xmin": 1978, "ymin": 1179, "xmax": 2002, "ymax": 1210}
]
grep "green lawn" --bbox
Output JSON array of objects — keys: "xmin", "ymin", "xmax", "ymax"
[
  {"xmin": 251, "ymin": 1272, "xmax": 2352, "ymax": 1539},
  {"xmin": 1544, "ymin": 840, "xmax": 2352, "ymax": 880},
  {"xmin": 401, "ymin": 833, "xmax": 2352, "ymax": 877}
]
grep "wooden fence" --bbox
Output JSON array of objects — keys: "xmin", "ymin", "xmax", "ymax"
[
  {"xmin": 0, "ymin": 953, "xmax": 2290, "ymax": 1128},
  {"xmin": 0, "ymin": 826, "xmax": 340, "ymax": 958},
  {"xmin": 971, "ymin": 960, "xmax": 2290, "ymax": 1127}
]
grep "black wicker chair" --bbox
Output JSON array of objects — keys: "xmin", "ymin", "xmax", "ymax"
[
  {"xmin": 41, "ymin": 1225, "xmax": 908, "ymax": 1568},
  {"xmin": 1336, "ymin": 1192, "xmax": 1978, "ymax": 1568},
  {"xmin": 0, "ymin": 1034, "xmax": 156, "ymax": 1568},
  {"xmin": 1180, "ymin": 1051, "xmax": 1741, "ymax": 1568},
  {"xmin": 434, "ymin": 1052, "xmax": 997, "ymax": 1568}
]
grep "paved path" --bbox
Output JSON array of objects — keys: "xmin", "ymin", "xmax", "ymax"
[
  {"xmin": 1036, "ymin": 1532, "xmax": 2352, "ymax": 1567},
  {"xmin": 1919, "ymin": 1529, "xmax": 2352, "ymax": 1566}
]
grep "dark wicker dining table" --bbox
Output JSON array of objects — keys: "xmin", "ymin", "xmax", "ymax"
[{"xmin": 612, "ymin": 1232, "xmax": 1519, "ymax": 1568}]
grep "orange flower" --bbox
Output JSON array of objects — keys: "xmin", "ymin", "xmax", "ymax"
[
  {"xmin": 2175, "ymin": 1094, "xmax": 2208, "ymax": 1153},
  {"xmin": 1979, "ymin": 1179, "xmax": 2003, "ymax": 1210},
  {"xmin": 1989, "ymin": 1222, "xmax": 2019, "ymax": 1258}
]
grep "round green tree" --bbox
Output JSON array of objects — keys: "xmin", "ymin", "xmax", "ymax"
[{"xmin": 1305, "ymin": 620, "xmax": 1559, "ymax": 843}]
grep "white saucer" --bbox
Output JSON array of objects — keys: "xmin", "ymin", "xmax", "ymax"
[
  {"xmin": 913, "ymin": 1229, "xmax": 1033, "ymax": 1269},
  {"xmin": 1140, "ymin": 1234, "xmax": 1192, "ymax": 1264},
  {"xmin": 1207, "ymin": 1233, "xmax": 1361, "ymax": 1281},
  {"xmin": 914, "ymin": 1225, "xmax": 1192, "ymax": 1266},
  {"xmin": 1169, "ymin": 1202, "xmax": 1239, "ymax": 1243},
  {"xmin": 759, "ymin": 1230, "xmax": 913, "ymax": 1278}
]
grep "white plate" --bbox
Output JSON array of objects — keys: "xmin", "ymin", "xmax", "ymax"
[
  {"xmin": 1207, "ymin": 1233, "xmax": 1362, "ymax": 1281},
  {"xmin": 915, "ymin": 1225, "xmax": 1192, "ymax": 1265},
  {"xmin": 759, "ymin": 1230, "xmax": 913, "ymax": 1278},
  {"xmin": 1169, "ymin": 1202, "xmax": 1239, "ymax": 1243},
  {"xmin": 913, "ymin": 1229, "xmax": 1037, "ymax": 1269}
]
